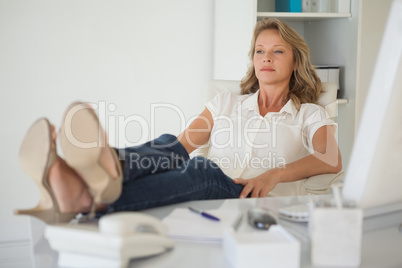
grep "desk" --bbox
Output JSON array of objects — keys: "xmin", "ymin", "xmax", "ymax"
[{"xmin": 31, "ymin": 195, "xmax": 402, "ymax": 268}]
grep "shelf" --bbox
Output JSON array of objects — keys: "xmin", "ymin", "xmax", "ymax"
[
  {"xmin": 257, "ymin": 12, "xmax": 351, "ymax": 21},
  {"xmin": 336, "ymin": 99, "xmax": 349, "ymax": 104}
]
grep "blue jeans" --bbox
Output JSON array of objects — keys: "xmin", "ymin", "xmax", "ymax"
[{"xmin": 109, "ymin": 134, "xmax": 244, "ymax": 212}]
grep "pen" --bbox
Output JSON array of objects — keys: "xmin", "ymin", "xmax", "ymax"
[{"xmin": 188, "ymin": 207, "xmax": 220, "ymax": 222}]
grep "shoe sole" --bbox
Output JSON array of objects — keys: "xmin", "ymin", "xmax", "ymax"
[{"xmin": 59, "ymin": 102, "xmax": 122, "ymax": 205}]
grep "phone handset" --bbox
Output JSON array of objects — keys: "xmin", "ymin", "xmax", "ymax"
[
  {"xmin": 99, "ymin": 212, "xmax": 174, "ymax": 258},
  {"xmin": 99, "ymin": 212, "xmax": 168, "ymax": 236}
]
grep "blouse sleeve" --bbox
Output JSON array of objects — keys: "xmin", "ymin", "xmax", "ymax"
[
  {"xmin": 205, "ymin": 91, "xmax": 231, "ymax": 117},
  {"xmin": 301, "ymin": 104, "xmax": 338, "ymax": 154}
]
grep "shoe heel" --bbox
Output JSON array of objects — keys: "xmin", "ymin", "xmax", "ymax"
[
  {"xmin": 15, "ymin": 207, "xmax": 75, "ymax": 224},
  {"xmin": 16, "ymin": 118, "xmax": 76, "ymax": 224}
]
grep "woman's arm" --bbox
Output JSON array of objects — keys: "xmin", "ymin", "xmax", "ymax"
[
  {"xmin": 177, "ymin": 108, "xmax": 214, "ymax": 155},
  {"xmin": 234, "ymin": 125, "xmax": 342, "ymax": 198}
]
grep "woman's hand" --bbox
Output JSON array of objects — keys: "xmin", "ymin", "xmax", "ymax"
[{"xmin": 234, "ymin": 169, "xmax": 282, "ymax": 198}]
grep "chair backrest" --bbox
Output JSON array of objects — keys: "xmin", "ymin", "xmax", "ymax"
[{"xmin": 206, "ymin": 80, "xmax": 338, "ymax": 118}]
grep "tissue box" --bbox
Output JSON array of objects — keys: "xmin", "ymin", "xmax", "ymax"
[
  {"xmin": 223, "ymin": 225, "xmax": 300, "ymax": 268},
  {"xmin": 310, "ymin": 207, "xmax": 362, "ymax": 267},
  {"xmin": 275, "ymin": 0, "xmax": 302, "ymax": 12}
]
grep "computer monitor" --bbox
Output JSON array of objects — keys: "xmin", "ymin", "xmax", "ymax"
[{"xmin": 342, "ymin": 0, "xmax": 402, "ymax": 217}]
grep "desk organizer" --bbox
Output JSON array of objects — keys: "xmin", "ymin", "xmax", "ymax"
[
  {"xmin": 309, "ymin": 205, "xmax": 362, "ymax": 267},
  {"xmin": 223, "ymin": 225, "xmax": 300, "ymax": 268}
]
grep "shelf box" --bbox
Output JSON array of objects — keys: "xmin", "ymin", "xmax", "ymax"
[
  {"xmin": 338, "ymin": 0, "xmax": 351, "ymax": 13},
  {"xmin": 275, "ymin": 0, "xmax": 302, "ymax": 12}
]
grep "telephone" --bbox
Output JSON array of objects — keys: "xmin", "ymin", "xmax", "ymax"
[
  {"xmin": 45, "ymin": 212, "xmax": 175, "ymax": 268},
  {"xmin": 99, "ymin": 212, "xmax": 175, "ymax": 256}
]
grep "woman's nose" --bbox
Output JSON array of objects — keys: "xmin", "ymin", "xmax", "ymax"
[{"xmin": 263, "ymin": 55, "xmax": 272, "ymax": 63}]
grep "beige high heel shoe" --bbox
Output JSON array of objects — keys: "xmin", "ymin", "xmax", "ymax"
[
  {"xmin": 59, "ymin": 102, "xmax": 122, "ymax": 218},
  {"xmin": 15, "ymin": 118, "xmax": 77, "ymax": 224}
]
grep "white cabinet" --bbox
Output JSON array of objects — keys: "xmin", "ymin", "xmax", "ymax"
[{"xmin": 213, "ymin": 0, "xmax": 257, "ymax": 81}]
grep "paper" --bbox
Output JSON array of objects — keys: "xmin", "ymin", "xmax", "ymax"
[{"xmin": 162, "ymin": 208, "xmax": 240, "ymax": 243}]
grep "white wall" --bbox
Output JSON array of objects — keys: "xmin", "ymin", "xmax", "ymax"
[
  {"xmin": 0, "ymin": 0, "xmax": 213, "ymax": 244},
  {"xmin": 355, "ymin": 0, "xmax": 392, "ymax": 128}
]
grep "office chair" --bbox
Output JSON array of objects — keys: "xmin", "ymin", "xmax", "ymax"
[{"xmin": 193, "ymin": 80, "xmax": 344, "ymax": 195}]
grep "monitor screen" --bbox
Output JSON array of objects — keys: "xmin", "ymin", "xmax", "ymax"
[{"xmin": 342, "ymin": 0, "xmax": 402, "ymax": 216}]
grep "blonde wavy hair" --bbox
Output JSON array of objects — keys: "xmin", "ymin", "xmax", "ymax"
[{"xmin": 240, "ymin": 18, "xmax": 321, "ymax": 110}]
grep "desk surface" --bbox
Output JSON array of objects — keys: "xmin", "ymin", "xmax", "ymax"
[{"xmin": 31, "ymin": 195, "xmax": 402, "ymax": 268}]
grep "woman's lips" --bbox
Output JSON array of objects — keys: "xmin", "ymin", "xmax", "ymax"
[{"xmin": 261, "ymin": 67, "xmax": 275, "ymax": 71}]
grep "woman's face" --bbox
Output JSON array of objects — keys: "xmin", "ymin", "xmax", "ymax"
[{"xmin": 253, "ymin": 29, "xmax": 295, "ymax": 88}]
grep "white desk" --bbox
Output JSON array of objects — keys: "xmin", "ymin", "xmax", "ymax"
[{"xmin": 31, "ymin": 195, "xmax": 402, "ymax": 268}]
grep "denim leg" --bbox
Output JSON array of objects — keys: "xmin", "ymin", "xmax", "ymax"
[
  {"xmin": 117, "ymin": 134, "xmax": 190, "ymax": 183},
  {"xmin": 110, "ymin": 156, "xmax": 244, "ymax": 212}
]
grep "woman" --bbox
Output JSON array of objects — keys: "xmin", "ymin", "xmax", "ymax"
[{"xmin": 15, "ymin": 18, "xmax": 342, "ymax": 224}]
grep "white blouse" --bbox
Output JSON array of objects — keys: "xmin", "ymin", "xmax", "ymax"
[{"xmin": 205, "ymin": 90, "xmax": 337, "ymax": 196}]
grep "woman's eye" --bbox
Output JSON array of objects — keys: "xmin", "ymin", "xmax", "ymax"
[
  {"xmin": 256, "ymin": 50, "xmax": 263, "ymax": 54},
  {"xmin": 274, "ymin": 50, "xmax": 283, "ymax": 54}
]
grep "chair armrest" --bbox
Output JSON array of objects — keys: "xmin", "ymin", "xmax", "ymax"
[{"xmin": 303, "ymin": 172, "xmax": 344, "ymax": 195}]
